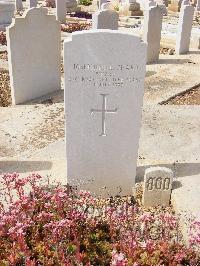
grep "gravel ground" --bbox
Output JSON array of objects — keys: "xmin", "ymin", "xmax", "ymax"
[
  {"xmin": 0, "ymin": 69, "xmax": 11, "ymax": 107},
  {"xmin": 0, "ymin": 51, "xmax": 8, "ymax": 61},
  {"xmin": 163, "ymin": 86, "xmax": 200, "ymax": 105}
]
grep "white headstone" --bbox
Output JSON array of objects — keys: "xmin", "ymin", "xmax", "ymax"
[
  {"xmin": 15, "ymin": 0, "xmax": 23, "ymax": 11},
  {"xmin": 147, "ymin": 0, "xmax": 156, "ymax": 7},
  {"xmin": 92, "ymin": 10, "xmax": 119, "ymax": 30},
  {"xmin": 99, "ymin": 0, "xmax": 107, "ymax": 9},
  {"xmin": 142, "ymin": 167, "xmax": 173, "ymax": 207},
  {"xmin": 157, "ymin": 0, "xmax": 168, "ymax": 15},
  {"xmin": 175, "ymin": 1, "xmax": 194, "ymax": 54},
  {"xmin": 143, "ymin": 5, "xmax": 163, "ymax": 64},
  {"xmin": 64, "ymin": 30, "xmax": 147, "ymax": 196},
  {"xmin": 0, "ymin": 2, "xmax": 15, "ymax": 30},
  {"xmin": 28, "ymin": 0, "xmax": 37, "ymax": 8},
  {"xmin": 66, "ymin": 0, "xmax": 78, "ymax": 12},
  {"xmin": 56, "ymin": 0, "xmax": 66, "ymax": 23},
  {"xmin": 196, "ymin": 0, "xmax": 200, "ymax": 11},
  {"xmin": 101, "ymin": 2, "xmax": 114, "ymax": 10},
  {"xmin": 7, "ymin": 8, "xmax": 61, "ymax": 105}
]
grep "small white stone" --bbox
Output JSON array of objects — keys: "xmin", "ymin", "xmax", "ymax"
[{"xmin": 142, "ymin": 167, "xmax": 173, "ymax": 207}]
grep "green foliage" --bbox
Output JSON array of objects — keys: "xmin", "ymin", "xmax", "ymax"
[{"xmin": 79, "ymin": 0, "xmax": 92, "ymax": 6}]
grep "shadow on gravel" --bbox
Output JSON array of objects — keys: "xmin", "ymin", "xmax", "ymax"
[
  {"xmin": 158, "ymin": 58, "xmax": 189, "ymax": 64},
  {"xmin": 0, "ymin": 160, "xmax": 52, "ymax": 173}
]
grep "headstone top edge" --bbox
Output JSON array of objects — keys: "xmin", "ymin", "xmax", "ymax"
[
  {"xmin": 70, "ymin": 29, "xmax": 147, "ymax": 45},
  {"xmin": 23, "ymin": 7, "xmax": 49, "ymax": 17},
  {"xmin": 145, "ymin": 167, "xmax": 174, "ymax": 175},
  {"xmin": 7, "ymin": 7, "xmax": 58, "ymax": 30},
  {"xmin": 95, "ymin": 9, "xmax": 118, "ymax": 14}
]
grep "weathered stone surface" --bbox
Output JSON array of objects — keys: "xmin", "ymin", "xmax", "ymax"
[
  {"xmin": 56, "ymin": 0, "xmax": 66, "ymax": 23},
  {"xmin": 120, "ymin": 0, "xmax": 143, "ymax": 16},
  {"xmin": 142, "ymin": 167, "xmax": 173, "ymax": 207},
  {"xmin": 28, "ymin": 0, "xmax": 37, "ymax": 8},
  {"xmin": 7, "ymin": 7, "xmax": 61, "ymax": 104},
  {"xmin": 15, "ymin": 0, "xmax": 23, "ymax": 11},
  {"xmin": 98, "ymin": 0, "xmax": 107, "ymax": 9},
  {"xmin": 92, "ymin": 10, "xmax": 119, "ymax": 30},
  {"xmin": 175, "ymin": 2, "xmax": 194, "ymax": 54},
  {"xmin": 64, "ymin": 30, "xmax": 147, "ymax": 196},
  {"xmin": 0, "ymin": 2, "xmax": 15, "ymax": 30},
  {"xmin": 196, "ymin": 0, "xmax": 200, "ymax": 10},
  {"xmin": 101, "ymin": 2, "xmax": 114, "ymax": 10},
  {"xmin": 143, "ymin": 5, "xmax": 163, "ymax": 64}
]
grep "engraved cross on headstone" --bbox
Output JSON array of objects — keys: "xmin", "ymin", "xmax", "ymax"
[{"xmin": 91, "ymin": 94, "xmax": 118, "ymax": 136}]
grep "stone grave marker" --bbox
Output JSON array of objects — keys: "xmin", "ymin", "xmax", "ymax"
[
  {"xmin": 175, "ymin": 0, "xmax": 194, "ymax": 54},
  {"xmin": 15, "ymin": 0, "xmax": 23, "ymax": 11},
  {"xmin": 196, "ymin": 0, "xmax": 200, "ymax": 11},
  {"xmin": 143, "ymin": 5, "xmax": 163, "ymax": 64},
  {"xmin": 28, "ymin": 0, "xmax": 37, "ymax": 8},
  {"xmin": 92, "ymin": 9, "xmax": 119, "ymax": 30},
  {"xmin": 98, "ymin": 0, "xmax": 107, "ymax": 9},
  {"xmin": 0, "ymin": 2, "xmax": 15, "ymax": 31},
  {"xmin": 120, "ymin": 0, "xmax": 143, "ymax": 16},
  {"xmin": 142, "ymin": 167, "xmax": 173, "ymax": 207},
  {"xmin": 56, "ymin": 0, "xmax": 66, "ymax": 23},
  {"xmin": 64, "ymin": 30, "xmax": 147, "ymax": 196},
  {"xmin": 157, "ymin": 0, "xmax": 168, "ymax": 15},
  {"xmin": 101, "ymin": 2, "xmax": 114, "ymax": 10},
  {"xmin": 148, "ymin": 0, "xmax": 156, "ymax": 7},
  {"xmin": 7, "ymin": 7, "xmax": 61, "ymax": 105},
  {"xmin": 66, "ymin": 0, "xmax": 78, "ymax": 12}
]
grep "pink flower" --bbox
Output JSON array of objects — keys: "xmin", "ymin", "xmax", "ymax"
[{"xmin": 111, "ymin": 250, "xmax": 128, "ymax": 266}]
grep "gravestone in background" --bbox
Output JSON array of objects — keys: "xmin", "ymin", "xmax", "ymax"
[
  {"xmin": 0, "ymin": 2, "xmax": 15, "ymax": 31},
  {"xmin": 92, "ymin": 10, "xmax": 119, "ymax": 30},
  {"xmin": 56, "ymin": 0, "xmax": 66, "ymax": 23},
  {"xmin": 98, "ymin": 0, "xmax": 107, "ymax": 9},
  {"xmin": 66, "ymin": 0, "xmax": 78, "ymax": 12},
  {"xmin": 15, "ymin": 0, "xmax": 23, "ymax": 11},
  {"xmin": 28, "ymin": 0, "xmax": 37, "ymax": 8},
  {"xmin": 142, "ymin": 167, "xmax": 173, "ymax": 207},
  {"xmin": 64, "ymin": 30, "xmax": 147, "ymax": 196},
  {"xmin": 196, "ymin": 0, "xmax": 200, "ymax": 11},
  {"xmin": 101, "ymin": 2, "xmax": 114, "ymax": 10},
  {"xmin": 175, "ymin": 0, "xmax": 194, "ymax": 54},
  {"xmin": 120, "ymin": 0, "xmax": 143, "ymax": 16},
  {"xmin": 169, "ymin": 0, "xmax": 182, "ymax": 12},
  {"xmin": 143, "ymin": 5, "xmax": 163, "ymax": 64},
  {"xmin": 7, "ymin": 7, "xmax": 61, "ymax": 105}
]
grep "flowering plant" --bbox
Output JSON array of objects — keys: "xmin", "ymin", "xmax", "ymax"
[
  {"xmin": 0, "ymin": 173, "xmax": 199, "ymax": 265},
  {"xmin": 43, "ymin": 0, "xmax": 55, "ymax": 8}
]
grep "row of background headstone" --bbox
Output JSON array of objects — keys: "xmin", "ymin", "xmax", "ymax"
[{"xmin": 6, "ymin": 0, "xmax": 197, "ymax": 105}]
